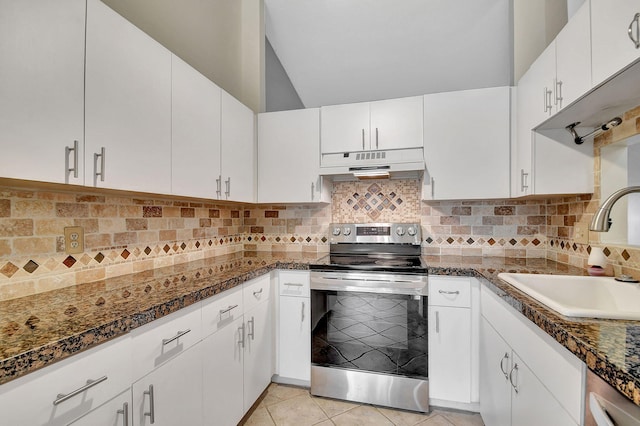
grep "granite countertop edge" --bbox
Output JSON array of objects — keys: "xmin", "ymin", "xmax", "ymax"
[{"xmin": 2, "ymin": 254, "xmax": 639, "ymax": 408}]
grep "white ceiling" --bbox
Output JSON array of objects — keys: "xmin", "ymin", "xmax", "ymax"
[{"xmin": 265, "ymin": 0, "xmax": 512, "ymax": 108}]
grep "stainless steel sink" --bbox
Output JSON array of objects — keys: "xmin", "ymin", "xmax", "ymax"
[{"xmin": 497, "ymin": 273, "xmax": 640, "ymax": 320}]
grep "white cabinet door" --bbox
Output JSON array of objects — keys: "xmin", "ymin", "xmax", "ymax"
[
  {"xmin": 479, "ymin": 318, "xmax": 512, "ymax": 426},
  {"xmin": 555, "ymin": 1, "xmax": 591, "ymax": 110},
  {"xmin": 132, "ymin": 343, "xmax": 203, "ymax": 426},
  {"xmin": 423, "ymin": 87, "xmax": 510, "ymax": 200},
  {"xmin": 243, "ymin": 298, "xmax": 273, "ymax": 412},
  {"xmin": 0, "ymin": 0, "xmax": 85, "ymax": 185},
  {"xmin": 202, "ymin": 316, "xmax": 245, "ymax": 426},
  {"xmin": 514, "ymin": 42, "xmax": 556, "ymax": 197},
  {"xmin": 85, "ymin": 0, "xmax": 171, "ymax": 194},
  {"xmin": 278, "ymin": 295, "xmax": 311, "ymax": 382},
  {"xmin": 221, "ymin": 91, "xmax": 256, "ymax": 202},
  {"xmin": 69, "ymin": 389, "xmax": 132, "ymax": 426},
  {"xmin": 370, "ymin": 96, "xmax": 423, "ymax": 150},
  {"xmin": 510, "ymin": 352, "xmax": 578, "ymax": 426},
  {"xmin": 171, "ymin": 55, "xmax": 222, "ymax": 199},
  {"xmin": 428, "ymin": 306, "xmax": 471, "ymax": 403},
  {"xmin": 258, "ymin": 108, "xmax": 328, "ymax": 203},
  {"xmin": 320, "ymin": 102, "xmax": 371, "ymax": 153},
  {"xmin": 592, "ymin": 0, "xmax": 640, "ymax": 86}
]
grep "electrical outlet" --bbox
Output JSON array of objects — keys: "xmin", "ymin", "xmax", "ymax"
[
  {"xmin": 574, "ymin": 222, "xmax": 589, "ymax": 244},
  {"xmin": 64, "ymin": 226, "xmax": 84, "ymax": 254}
]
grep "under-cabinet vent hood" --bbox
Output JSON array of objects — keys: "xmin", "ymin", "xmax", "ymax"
[{"xmin": 320, "ymin": 147, "xmax": 425, "ymax": 180}]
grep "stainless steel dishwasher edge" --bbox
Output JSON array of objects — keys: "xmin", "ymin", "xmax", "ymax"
[{"xmin": 585, "ymin": 369, "xmax": 640, "ymax": 426}]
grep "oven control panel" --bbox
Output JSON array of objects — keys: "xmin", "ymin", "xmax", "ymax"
[{"xmin": 329, "ymin": 223, "xmax": 421, "ymax": 244}]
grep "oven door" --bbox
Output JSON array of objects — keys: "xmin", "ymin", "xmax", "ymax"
[{"xmin": 309, "ymin": 271, "xmax": 429, "ymax": 411}]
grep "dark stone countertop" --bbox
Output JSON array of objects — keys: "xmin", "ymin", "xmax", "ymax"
[{"xmin": 2, "ymin": 252, "xmax": 640, "ymax": 408}]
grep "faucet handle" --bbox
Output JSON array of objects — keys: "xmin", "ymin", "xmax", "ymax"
[{"xmin": 615, "ymin": 274, "xmax": 640, "ymax": 283}]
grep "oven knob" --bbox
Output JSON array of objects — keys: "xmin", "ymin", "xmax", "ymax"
[
  {"xmin": 343, "ymin": 227, "xmax": 352, "ymax": 236},
  {"xmin": 407, "ymin": 226, "xmax": 417, "ymax": 236},
  {"xmin": 332, "ymin": 227, "xmax": 341, "ymax": 236},
  {"xmin": 396, "ymin": 226, "xmax": 405, "ymax": 236}
]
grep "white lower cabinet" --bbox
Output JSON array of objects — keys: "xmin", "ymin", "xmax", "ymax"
[
  {"xmin": 132, "ymin": 343, "xmax": 203, "ymax": 426},
  {"xmin": 202, "ymin": 316, "xmax": 245, "ymax": 426},
  {"xmin": 276, "ymin": 271, "xmax": 311, "ymax": 384},
  {"xmin": 428, "ymin": 276, "xmax": 479, "ymax": 409},
  {"xmin": 69, "ymin": 389, "xmax": 132, "ymax": 426},
  {"xmin": 0, "ymin": 335, "xmax": 132, "ymax": 426},
  {"xmin": 480, "ymin": 283, "xmax": 585, "ymax": 426}
]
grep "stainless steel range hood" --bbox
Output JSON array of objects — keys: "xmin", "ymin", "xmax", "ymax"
[{"xmin": 320, "ymin": 147, "xmax": 425, "ymax": 180}]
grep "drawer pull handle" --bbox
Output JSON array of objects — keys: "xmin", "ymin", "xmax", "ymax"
[
  {"xmin": 117, "ymin": 401, "xmax": 129, "ymax": 426},
  {"xmin": 220, "ymin": 304, "xmax": 239, "ymax": 315},
  {"xmin": 438, "ymin": 290, "xmax": 460, "ymax": 295},
  {"xmin": 499, "ymin": 352, "xmax": 510, "ymax": 379},
  {"xmin": 144, "ymin": 385, "xmax": 155, "ymax": 424},
  {"xmin": 253, "ymin": 288, "xmax": 263, "ymax": 296},
  {"xmin": 53, "ymin": 376, "xmax": 108, "ymax": 405},
  {"xmin": 284, "ymin": 282, "xmax": 304, "ymax": 287},
  {"xmin": 162, "ymin": 329, "xmax": 191, "ymax": 346}
]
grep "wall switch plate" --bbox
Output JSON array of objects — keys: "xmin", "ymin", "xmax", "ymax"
[
  {"xmin": 574, "ymin": 222, "xmax": 589, "ymax": 244},
  {"xmin": 64, "ymin": 226, "xmax": 84, "ymax": 254}
]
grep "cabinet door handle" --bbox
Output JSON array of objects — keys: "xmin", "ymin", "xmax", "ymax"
[
  {"xmin": 301, "ymin": 301, "xmax": 305, "ymax": 323},
  {"xmin": 629, "ymin": 13, "xmax": 640, "ymax": 48},
  {"xmin": 162, "ymin": 329, "xmax": 191, "ymax": 346},
  {"xmin": 520, "ymin": 169, "xmax": 529, "ymax": 192},
  {"xmin": 554, "ymin": 79, "xmax": 563, "ymax": 107},
  {"xmin": 499, "ymin": 352, "xmax": 510, "ymax": 379},
  {"xmin": 435, "ymin": 310, "xmax": 440, "ymax": 333},
  {"xmin": 509, "ymin": 363, "xmax": 519, "ymax": 394},
  {"xmin": 238, "ymin": 323, "xmax": 245, "ymax": 348},
  {"xmin": 438, "ymin": 290, "xmax": 460, "ymax": 295},
  {"xmin": 144, "ymin": 385, "xmax": 155, "ymax": 424},
  {"xmin": 117, "ymin": 401, "xmax": 129, "ymax": 426},
  {"xmin": 375, "ymin": 127, "xmax": 379, "ymax": 149},
  {"xmin": 220, "ymin": 304, "xmax": 239, "ymax": 315},
  {"xmin": 362, "ymin": 129, "xmax": 365, "ymax": 150},
  {"xmin": 94, "ymin": 147, "xmax": 105, "ymax": 182},
  {"xmin": 53, "ymin": 376, "xmax": 108, "ymax": 405},
  {"xmin": 543, "ymin": 87, "xmax": 553, "ymax": 113},
  {"xmin": 431, "ymin": 177, "xmax": 435, "ymax": 199},
  {"xmin": 225, "ymin": 178, "xmax": 231, "ymax": 198},
  {"xmin": 247, "ymin": 316, "xmax": 255, "ymax": 340},
  {"xmin": 311, "ymin": 182, "xmax": 315, "ymax": 201},
  {"xmin": 216, "ymin": 175, "xmax": 222, "ymax": 198},
  {"xmin": 66, "ymin": 140, "xmax": 79, "ymax": 178}
]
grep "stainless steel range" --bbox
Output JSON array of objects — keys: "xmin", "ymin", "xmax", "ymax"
[{"xmin": 309, "ymin": 223, "xmax": 429, "ymax": 412}]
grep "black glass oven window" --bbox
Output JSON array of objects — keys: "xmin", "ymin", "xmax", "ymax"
[{"xmin": 311, "ymin": 290, "xmax": 427, "ymax": 379}]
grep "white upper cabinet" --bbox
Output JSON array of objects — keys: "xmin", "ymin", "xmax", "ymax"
[
  {"xmin": 555, "ymin": 1, "xmax": 591, "ymax": 110},
  {"xmin": 369, "ymin": 96, "xmax": 424, "ymax": 150},
  {"xmin": 258, "ymin": 108, "xmax": 329, "ymax": 203},
  {"xmin": 0, "ymin": 0, "xmax": 85, "ymax": 185},
  {"xmin": 423, "ymin": 87, "xmax": 511, "ymax": 201},
  {"xmin": 85, "ymin": 0, "xmax": 172, "ymax": 194},
  {"xmin": 592, "ymin": 0, "xmax": 640, "ymax": 86},
  {"xmin": 171, "ymin": 55, "xmax": 222, "ymax": 199},
  {"xmin": 321, "ymin": 96, "xmax": 423, "ymax": 154},
  {"xmin": 221, "ymin": 91, "xmax": 256, "ymax": 203}
]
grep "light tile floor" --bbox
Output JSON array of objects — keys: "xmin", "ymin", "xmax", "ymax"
[{"xmin": 241, "ymin": 383, "xmax": 485, "ymax": 426}]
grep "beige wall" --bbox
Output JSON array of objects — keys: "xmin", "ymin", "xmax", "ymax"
[
  {"xmin": 101, "ymin": 0, "xmax": 264, "ymax": 112},
  {"xmin": 513, "ymin": 0, "xmax": 567, "ymax": 81}
]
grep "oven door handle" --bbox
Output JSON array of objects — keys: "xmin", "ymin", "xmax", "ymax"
[
  {"xmin": 310, "ymin": 275, "xmax": 428, "ymax": 296},
  {"xmin": 316, "ymin": 276, "xmax": 421, "ymax": 284}
]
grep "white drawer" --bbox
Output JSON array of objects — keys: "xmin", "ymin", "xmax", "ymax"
[
  {"xmin": 278, "ymin": 270, "xmax": 310, "ymax": 297},
  {"xmin": 201, "ymin": 285, "xmax": 244, "ymax": 338},
  {"xmin": 429, "ymin": 276, "xmax": 471, "ymax": 307},
  {"xmin": 244, "ymin": 274, "xmax": 271, "ymax": 312},
  {"xmin": 131, "ymin": 302, "xmax": 202, "ymax": 380},
  {"xmin": 0, "ymin": 334, "xmax": 132, "ymax": 426}
]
